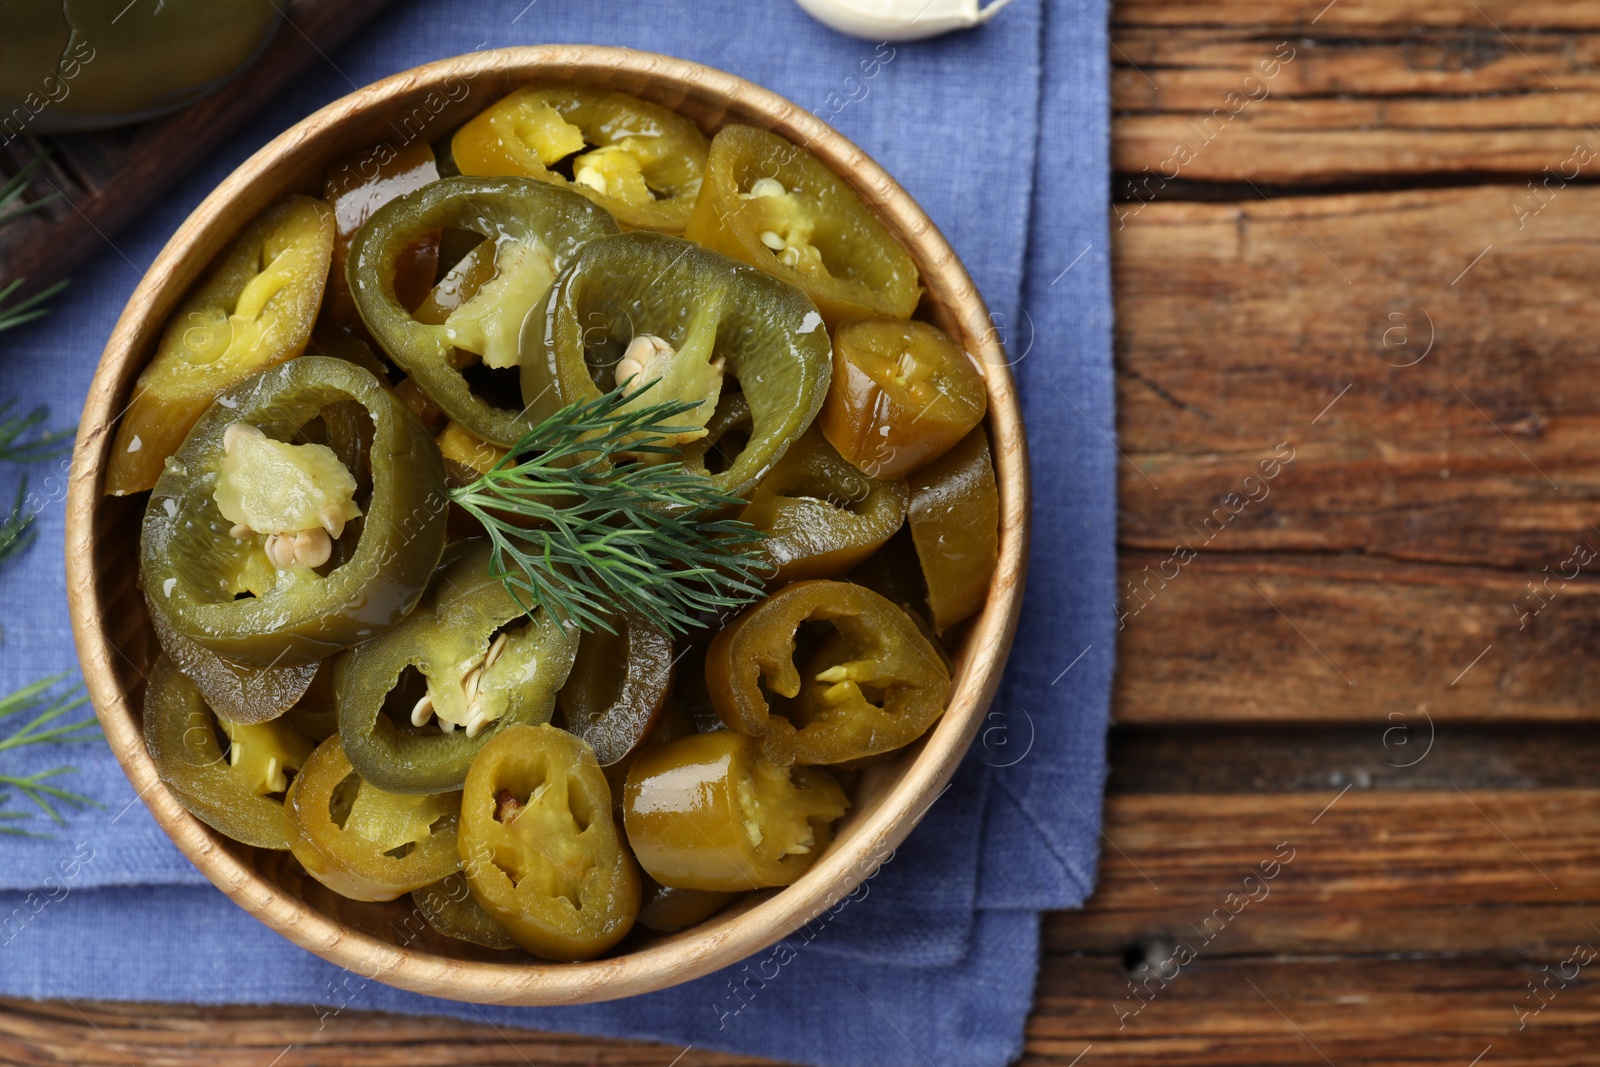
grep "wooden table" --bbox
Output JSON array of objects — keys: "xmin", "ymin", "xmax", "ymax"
[{"xmin": 8, "ymin": 0, "xmax": 1599, "ymax": 1062}]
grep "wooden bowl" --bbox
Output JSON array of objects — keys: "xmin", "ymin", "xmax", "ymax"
[{"xmin": 65, "ymin": 46, "xmax": 1029, "ymax": 1006}]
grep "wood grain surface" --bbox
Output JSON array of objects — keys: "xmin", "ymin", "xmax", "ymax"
[{"xmin": 9, "ymin": 0, "xmax": 1598, "ymax": 1063}]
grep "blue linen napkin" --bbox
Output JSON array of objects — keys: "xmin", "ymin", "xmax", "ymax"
[{"xmin": 0, "ymin": 0, "xmax": 1112, "ymax": 1063}]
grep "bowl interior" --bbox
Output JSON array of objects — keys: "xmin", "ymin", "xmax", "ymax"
[{"xmin": 67, "ymin": 46, "xmax": 1029, "ymax": 1005}]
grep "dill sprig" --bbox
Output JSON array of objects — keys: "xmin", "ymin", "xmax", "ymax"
[
  {"xmin": 449, "ymin": 385, "xmax": 772, "ymax": 637},
  {"xmin": 0, "ymin": 673, "xmax": 101, "ymax": 835},
  {"xmin": 0, "ymin": 156, "xmax": 69, "ymax": 333},
  {"xmin": 0, "ymin": 402, "xmax": 74, "ymax": 568},
  {"xmin": 0, "ymin": 156, "xmax": 59, "ymax": 229},
  {"xmin": 0, "ymin": 399, "xmax": 74, "ymax": 462},
  {"xmin": 0, "ymin": 277, "xmax": 69, "ymax": 335},
  {"xmin": 0, "ymin": 479, "xmax": 36, "ymax": 568}
]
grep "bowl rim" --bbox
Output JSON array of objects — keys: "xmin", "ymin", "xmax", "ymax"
[{"xmin": 64, "ymin": 44, "xmax": 1031, "ymax": 1006}]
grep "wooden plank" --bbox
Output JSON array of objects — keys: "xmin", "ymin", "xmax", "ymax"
[
  {"xmin": 1114, "ymin": 185, "xmax": 1600, "ymax": 572},
  {"xmin": 7, "ymin": 791, "xmax": 1598, "ymax": 1064},
  {"xmin": 1026, "ymin": 955, "xmax": 1600, "ymax": 1065},
  {"xmin": 1108, "ymin": 723, "xmax": 1600, "ymax": 793},
  {"xmin": 1111, "ymin": 28, "xmax": 1600, "ymax": 182},
  {"xmin": 1053, "ymin": 790, "xmax": 1600, "ymax": 955},
  {"xmin": 1113, "ymin": 27, "xmax": 1600, "ymax": 99},
  {"xmin": 1116, "ymin": 1, "xmax": 1600, "ymax": 30},
  {"xmin": 0, "ymin": 997, "xmax": 783, "ymax": 1066},
  {"xmin": 1115, "ymin": 552, "xmax": 1600, "ymax": 723}
]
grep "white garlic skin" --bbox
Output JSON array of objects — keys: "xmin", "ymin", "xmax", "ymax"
[{"xmin": 793, "ymin": 0, "xmax": 1014, "ymax": 42}]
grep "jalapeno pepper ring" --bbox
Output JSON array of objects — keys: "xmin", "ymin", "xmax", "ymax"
[
  {"xmin": 413, "ymin": 872, "xmax": 518, "ymax": 951},
  {"xmin": 334, "ymin": 541, "xmax": 579, "ymax": 795},
  {"xmin": 348, "ymin": 176, "xmax": 619, "ymax": 446},
  {"xmin": 459, "ymin": 724, "xmax": 640, "ymax": 961},
  {"xmin": 141, "ymin": 356, "xmax": 448, "ymax": 668},
  {"xmin": 452, "ymin": 86, "xmax": 710, "ymax": 233},
  {"xmin": 623, "ymin": 730, "xmax": 848, "ymax": 892},
  {"xmin": 705, "ymin": 580, "xmax": 950, "ymax": 766},
  {"xmin": 820, "ymin": 317, "xmax": 987, "ymax": 480},
  {"xmin": 685, "ymin": 125, "xmax": 921, "ymax": 325},
  {"xmin": 144, "ymin": 655, "xmax": 314, "ymax": 850},
  {"xmin": 151, "ymin": 610, "xmax": 319, "ymax": 726},
  {"xmin": 907, "ymin": 425, "xmax": 1001, "ymax": 631},
  {"xmin": 741, "ymin": 428, "xmax": 908, "ymax": 584},
  {"xmin": 108, "ymin": 195, "xmax": 335, "ymax": 495},
  {"xmin": 556, "ymin": 611, "xmax": 673, "ymax": 767},
  {"xmin": 522, "ymin": 230, "xmax": 832, "ymax": 498},
  {"xmin": 286, "ymin": 734, "xmax": 462, "ymax": 902}
]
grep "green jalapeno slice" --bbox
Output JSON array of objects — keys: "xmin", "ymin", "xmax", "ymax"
[
  {"xmin": 151, "ymin": 610, "xmax": 319, "ymax": 726},
  {"xmin": 459, "ymin": 724, "xmax": 640, "ymax": 961},
  {"xmin": 705, "ymin": 580, "xmax": 950, "ymax": 766},
  {"xmin": 347, "ymin": 176, "xmax": 619, "ymax": 446},
  {"xmin": 522, "ymin": 230, "xmax": 832, "ymax": 498},
  {"xmin": 286, "ymin": 735, "xmax": 462, "ymax": 902},
  {"xmin": 143, "ymin": 655, "xmax": 314, "ymax": 850},
  {"xmin": 334, "ymin": 541, "xmax": 579, "ymax": 795},
  {"xmin": 413, "ymin": 872, "xmax": 518, "ymax": 950},
  {"xmin": 685, "ymin": 125, "xmax": 920, "ymax": 326},
  {"xmin": 108, "ymin": 195, "xmax": 335, "ymax": 495},
  {"xmin": 556, "ymin": 611, "xmax": 673, "ymax": 768},
  {"xmin": 907, "ymin": 425, "xmax": 1000, "ymax": 631},
  {"xmin": 741, "ymin": 427, "xmax": 908, "ymax": 584},
  {"xmin": 623, "ymin": 730, "xmax": 848, "ymax": 892},
  {"xmin": 141, "ymin": 356, "xmax": 448, "ymax": 668},
  {"xmin": 452, "ymin": 86, "xmax": 709, "ymax": 233}
]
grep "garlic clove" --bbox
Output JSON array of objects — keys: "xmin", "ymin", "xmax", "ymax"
[{"xmin": 792, "ymin": 0, "xmax": 1013, "ymax": 41}]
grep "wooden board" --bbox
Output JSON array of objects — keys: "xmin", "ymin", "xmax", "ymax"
[{"xmin": 13, "ymin": 0, "xmax": 1600, "ymax": 1062}]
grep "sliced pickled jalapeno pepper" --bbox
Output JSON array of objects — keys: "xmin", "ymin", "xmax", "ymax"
[
  {"xmin": 452, "ymin": 86, "xmax": 710, "ymax": 232},
  {"xmin": 600, "ymin": 696, "xmax": 698, "ymax": 819},
  {"xmin": 845, "ymin": 527, "xmax": 953, "ymax": 671},
  {"xmin": 459, "ymin": 724, "xmax": 640, "ymax": 960},
  {"xmin": 636, "ymin": 881, "xmax": 739, "ymax": 933},
  {"xmin": 413, "ymin": 872, "xmax": 517, "ymax": 950},
  {"xmin": 108, "ymin": 195, "xmax": 335, "ymax": 495},
  {"xmin": 411, "ymin": 238, "xmax": 499, "ymax": 327},
  {"xmin": 907, "ymin": 425, "xmax": 1000, "ymax": 631},
  {"xmin": 685, "ymin": 125, "xmax": 921, "ymax": 326},
  {"xmin": 741, "ymin": 427, "xmax": 908, "ymax": 584},
  {"xmin": 705, "ymin": 580, "xmax": 950, "ymax": 766},
  {"xmin": 286, "ymin": 735, "xmax": 462, "ymax": 902},
  {"xmin": 283, "ymin": 661, "xmax": 340, "ymax": 742},
  {"xmin": 821, "ymin": 317, "xmax": 987, "ymax": 479},
  {"xmin": 141, "ymin": 356, "xmax": 448, "ymax": 668},
  {"xmin": 556, "ymin": 612, "xmax": 673, "ymax": 767},
  {"xmin": 523, "ymin": 230, "xmax": 832, "ymax": 497},
  {"xmin": 143, "ymin": 655, "xmax": 314, "ymax": 850},
  {"xmin": 335, "ymin": 541, "xmax": 579, "ymax": 795},
  {"xmin": 322, "ymin": 138, "xmax": 441, "ymax": 331},
  {"xmin": 348, "ymin": 176, "xmax": 619, "ymax": 446},
  {"xmin": 623, "ymin": 730, "xmax": 848, "ymax": 892},
  {"xmin": 151, "ymin": 610, "xmax": 318, "ymax": 726},
  {"xmin": 679, "ymin": 391, "xmax": 753, "ymax": 480},
  {"xmin": 435, "ymin": 421, "xmax": 507, "ymax": 485}
]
